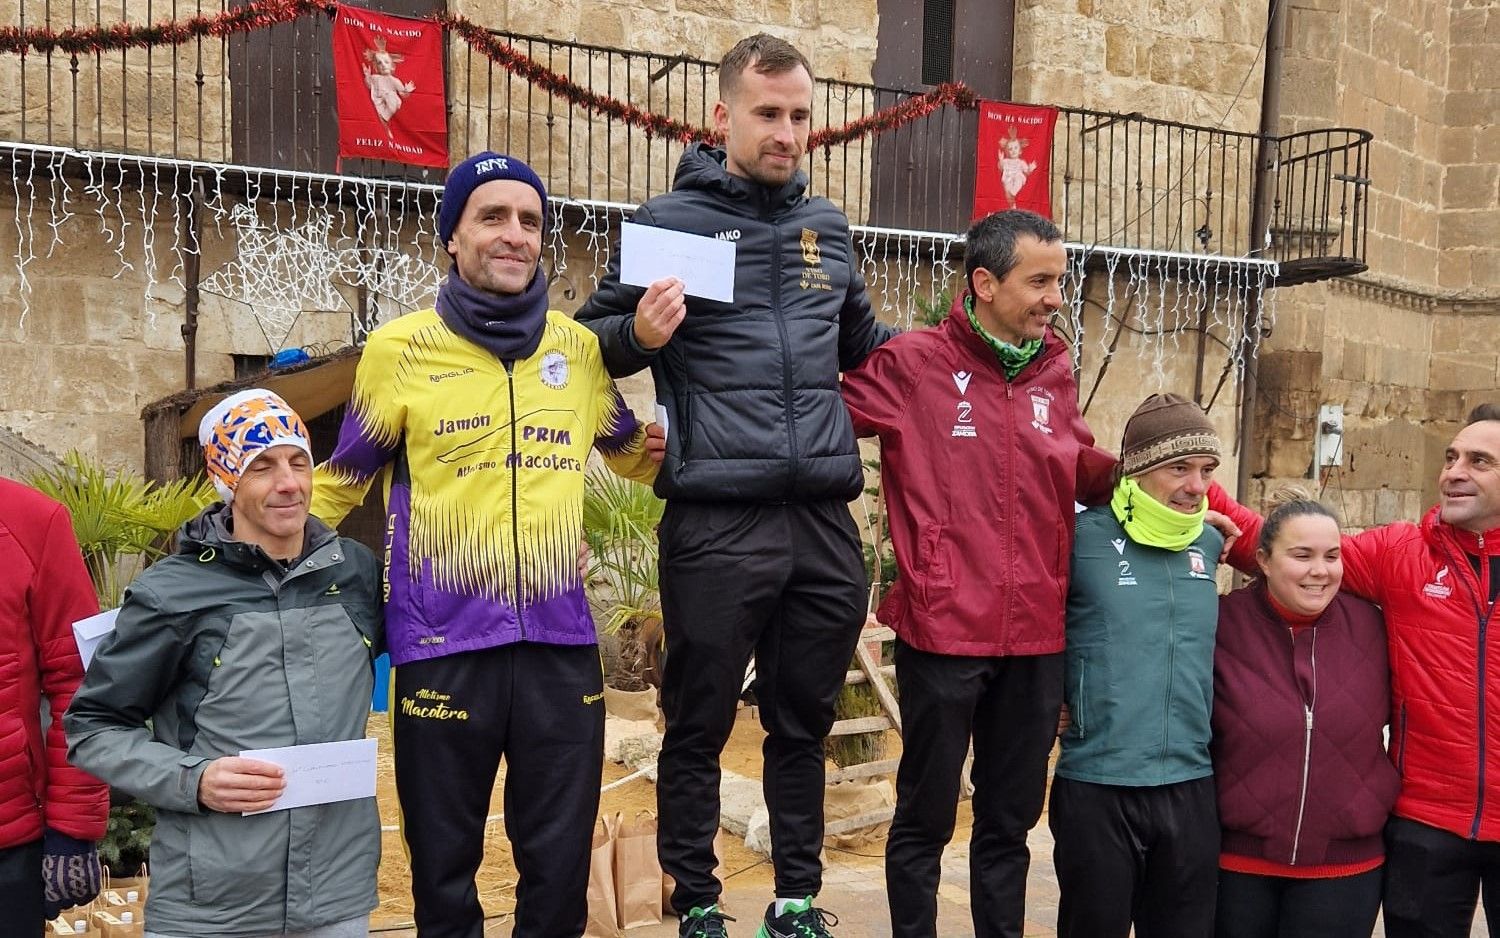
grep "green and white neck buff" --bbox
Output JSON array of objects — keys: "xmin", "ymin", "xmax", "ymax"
[
  {"xmin": 1110, "ymin": 475, "xmax": 1206, "ymax": 551},
  {"xmin": 964, "ymin": 294, "xmax": 1043, "ymax": 380}
]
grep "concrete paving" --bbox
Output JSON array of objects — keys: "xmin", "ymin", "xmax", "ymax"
[{"xmin": 453, "ymin": 815, "xmax": 1490, "ymax": 938}]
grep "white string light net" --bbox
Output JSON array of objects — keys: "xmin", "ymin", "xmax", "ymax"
[{"xmin": 7, "ymin": 144, "xmax": 1276, "ymax": 373}]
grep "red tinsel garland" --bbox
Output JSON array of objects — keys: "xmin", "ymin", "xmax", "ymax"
[
  {"xmin": 809, "ymin": 82, "xmax": 977, "ymax": 149},
  {"xmin": 0, "ymin": 0, "xmax": 978, "ymax": 151},
  {"xmin": 436, "ymin": 12, "xmax": 715, "ymax": 146},
  {"xmin": 0, "ymin": 0, "xmax": 322, "ymax": 58}
]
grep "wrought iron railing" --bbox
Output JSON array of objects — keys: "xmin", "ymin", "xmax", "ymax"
[
  {"xmin": 0, "ymin": 7, "xmax": 1370, "ymax": 280},
  {"xmin": 1268, "ymin": 128, "xmax": 1372, "ymax": 285}
]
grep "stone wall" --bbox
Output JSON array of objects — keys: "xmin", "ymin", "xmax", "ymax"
[
  {"xmin": 0, "ymin": 187, "xmax": 372, "ymax": 471},
  {"xmin": 0, "ymin": 0, "xmax": 231, "ymax": 161},
  {"xmin": 465, "ymin": 0, "xmax": 878, "ymax": 84},
  {"xmin": 1011, "ymin": 0, "xmax": 1266, "ymax": 131},
  {"xmin": 1440, "ymin": 1, "xmax": 1500, "ymax": 293},
  {"xmin": 1243, "ymin": 0, "xmax": 1500, "ymax": 527}
]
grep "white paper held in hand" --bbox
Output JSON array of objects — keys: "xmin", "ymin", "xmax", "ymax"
[
  {"xmin": 240, "ymin": 737, "xmax": 378, "ymax": 815},
  {"xmin": 619, "ymin": 221, "xmax": 736, "ymax": 303},
  {"xmin": 72, "ymin": 607, "xmax": 119, "ymax": 670}
]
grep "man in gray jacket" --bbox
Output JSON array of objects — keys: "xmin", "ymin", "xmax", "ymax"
[{"xmin": 65, "ymin": 389, "xmax": 383, "ymax": 938}]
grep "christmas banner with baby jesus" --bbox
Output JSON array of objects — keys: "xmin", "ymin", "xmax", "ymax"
[
  {"xmin": 333, "ymin": 4, "xmax": 448, "ymax": 168},
  {"xmin": 972, "ymin": 101, "xmax": 1057, "ymax": 221}
]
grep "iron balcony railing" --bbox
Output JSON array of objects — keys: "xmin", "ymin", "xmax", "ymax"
[{"xmin": 1, "ymin": 8, "xmax": 1370, "ymax": 282}]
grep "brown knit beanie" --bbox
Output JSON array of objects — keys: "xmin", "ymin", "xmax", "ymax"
[{"xmin": 1119, "ymin": 393, "xmax": 1222, "ymax": 476}]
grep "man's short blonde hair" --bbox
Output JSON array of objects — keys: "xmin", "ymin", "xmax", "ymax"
[{"xmin": 718, "ymin": 33, "xmax": 813, "ymax": 101}]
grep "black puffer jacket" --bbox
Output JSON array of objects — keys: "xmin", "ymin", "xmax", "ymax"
[{"xmin": 577, "ymin": 144, "xmax": 894, "ymax": 503}]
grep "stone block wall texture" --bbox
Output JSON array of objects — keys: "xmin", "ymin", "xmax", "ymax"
[
  {"xmin": 1011, "ymin": 0, "xmax": 1267, "ymax": 132},
  {"xmin": 0, "ymin": 0, "xmax": 232, "ymax": 161},
  {"xmin": 1246, "ymin": 0, "xmax": 1500, "ymax": 525}
]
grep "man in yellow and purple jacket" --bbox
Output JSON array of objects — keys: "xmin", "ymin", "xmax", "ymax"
[{"xmin": 312, "ymin": 151, "xmax": 657, "ymax": 938}]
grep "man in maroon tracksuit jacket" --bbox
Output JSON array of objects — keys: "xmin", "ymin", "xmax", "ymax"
[{"xmin": 841, "ymin": 209, "xmax": 1116, "ymax": 938}]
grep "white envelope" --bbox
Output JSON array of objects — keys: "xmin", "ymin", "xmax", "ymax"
[
  {"xmin": 72, "ymin": 608, "xmax": 119, "ymax": 670},
  {"xmin": 241, "ymin": 737, "xmax": 378, "ymax": 815},
  {"xmin": 619, "ymin": 221, "xmax": 736, "ymax": 303}
]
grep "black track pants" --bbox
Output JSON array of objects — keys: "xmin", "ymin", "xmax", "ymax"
[
  {"xmin": 655, "ymin": 499, "xmax": 868, "ymax": 914},
  {"xmin": 1383, "ymin": 815, "xmax": 1500, "ymax": 938},
  {"xmin": 1215, "ymin": 866, "xmax": 1382, "ymax": 938},
  {"xmin": 0, "ymin": 838, "xmax": 43, "ymax": 938},
  {"xmin": 393, "ymin": 642, "xmax": 604, "ymax": 938},
  {"xmin": 885, "ymin": 642, "xmax": 1063, "ymax": 938},
  {"xmin": 1049, "ymin": 775, "xmax": 1220, "ymax": 938}
]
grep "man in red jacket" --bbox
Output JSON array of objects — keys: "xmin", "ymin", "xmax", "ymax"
[
  {"xmin": 0, "ymin": 476, "xmax": 110, "ymax": 934},
  {"xmin": 1210, "ymin": 403, "xmax": 1500, "ymax": 938},
  {"xmin": 841, "ymin": 209, "xmax": 1115, "ymax": 938}
]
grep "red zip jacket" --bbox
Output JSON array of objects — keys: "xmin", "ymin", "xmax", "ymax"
[
  {"xmin": 1211, "ymin": 484, "xmax": 1500, "ymax": 841},
  {"xmin": 0, "ymin": 477, "xmax": 109, "ymax": 849},
  {"xmin": 841, "ymin": 308, "xmax": 1116, "ymax": 656}
]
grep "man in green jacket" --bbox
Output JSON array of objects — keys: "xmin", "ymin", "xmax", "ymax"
[
  {"xmin": 1050, "ymin": 392, "xmax": 1225, "ymax": 938},
  {"xmin": 66, "ymin": 389, "xmax": 383, "ymax": 938}
]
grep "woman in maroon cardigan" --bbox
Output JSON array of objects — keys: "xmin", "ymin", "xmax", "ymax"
[{"xmin": 1211, "ymin": 495, "xmax": 1400, "ymax": 938}]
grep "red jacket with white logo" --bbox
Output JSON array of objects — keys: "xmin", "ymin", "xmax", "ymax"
[
  {"xmin": 1212, "ymin": 485, "xmax": 1500, "ymax": 841},
  {"xmin": 0, "ymin": 477, "xmax": 109, "ymax": 850},
  {"xmin": 841, "ymin": 309, "xmax": 1116, "ymax": 656}
]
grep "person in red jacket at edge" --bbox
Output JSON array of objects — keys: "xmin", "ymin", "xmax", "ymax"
[
  {"xmin": 0, "ymin": 476, "xmax": 110, "ymax": 935},
  {"xmin": 840, "ymin": 208, "xmax": 1117, "ymax": 938},
  {"xmin": 1211, "ymin": 490, "xmax": 1399, "ymax": 938},
  {"xmin": 1209, "ymin": 403, "xmax": 1500, "ymax": 938}
]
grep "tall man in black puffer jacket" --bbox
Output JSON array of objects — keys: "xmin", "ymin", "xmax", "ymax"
[{"xmin": 577, "ymin": 32, "xmax": 894, "ymax": 938}]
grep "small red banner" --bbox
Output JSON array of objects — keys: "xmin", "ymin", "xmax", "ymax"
[
  {"xmin": 972, "ymin": 101, "xmax": 1058, "ymax": 220},
  {"xmin": 333, "ymin": 4, "xmax": 448, "ymax": 169}
]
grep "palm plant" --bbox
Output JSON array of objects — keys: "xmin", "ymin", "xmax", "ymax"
[
  {"xmin": 29, "ymin": 452, "xmax": 213, "ymax": 875},
  {"xmin": 583, "ymin": 469, "xmax": 665, "ymax": 689},
  {"xmin": 29, "ymin": 451, "xmax": 215, "ymax": 607}
]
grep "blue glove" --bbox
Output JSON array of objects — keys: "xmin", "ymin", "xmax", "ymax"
[{"xmin": 41, "ymin": 829, "xmax": 102, "ymax": 920}]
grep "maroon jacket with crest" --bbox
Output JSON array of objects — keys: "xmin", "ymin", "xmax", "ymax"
[
  {"xmin": 1212, "ymin": 583, "xmax": 1399, "ymax": 867},
  {"xmin": 840, "ymin": 305, "xmax": 1116, "ymax": 656}
]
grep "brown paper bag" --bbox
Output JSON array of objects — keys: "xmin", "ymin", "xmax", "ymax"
[
  {"xmin": 48, "ymin": 918, "xmax": 101, "ymax": 937},
  {"xmin": 101, "ymin": 865, "xmax": 148, "ymax": 904},
  {"xmin": 584, "ymin": 814, "xmax": 623, "ymax": 938},
  {"xmin": 97, "ymin": 891, "xmax": 144, "ymax": 923},
  {"xmin": 90, "ymin": 910, "xmax": 144, "ymax": 938},
  {"xmin": 613, "ymin": 812, "xmax": 663, "ymax": 928}
]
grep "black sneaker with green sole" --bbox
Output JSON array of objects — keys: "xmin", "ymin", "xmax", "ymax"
[
  {"xmin": 679, "ymin": 905, "xmax": 735, "ymax": 938},
  {"xmin": 754, "ymin": 899, "xmax": 839, "ymax": 938}
]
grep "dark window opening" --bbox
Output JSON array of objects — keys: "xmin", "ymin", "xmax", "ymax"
[
  {"xmin": 232, "ymin": 354, "xmax": 273, "ymax": 380},
  {"xmin": 921, "ymin": 0, "xmax": 955, "ymax": 86}
]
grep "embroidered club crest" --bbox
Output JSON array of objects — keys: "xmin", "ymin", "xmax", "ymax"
[{"xmin": 540, "ymin": 350, "xmax": 569, "ymax": 389}]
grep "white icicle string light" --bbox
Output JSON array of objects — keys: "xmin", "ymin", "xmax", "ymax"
[
  {"xmin": 12, "ymin": 158, "xmax": 34, "ymax": 327},
  {"xmin": 45, "ymin": 151, "xmax": 73, "ymax": 258},
  {"xmin": 1103, "ymin": 251, "xmax": 1122, "ymax": 363},
  {"xmin": 4, "ymin": 145, "xmax": 1284, "ymax": 377},
  {"xmin": 1065, "ymin": 247, "xmax": 1089, "ymax": 366},
  {"xmin": 137, "ymin": 157, "xmax": 162, "ymax": 321},
  {"xmin": 164, "ymin": 164, "xmax": 187, "ymax": 296},
  {"xmin": 109, "ymin": 168, "xmax": 133, "ymax": 278},
  {"xmin": 545, "ymin": 196, "xmax": 568, "ymax": 284}
]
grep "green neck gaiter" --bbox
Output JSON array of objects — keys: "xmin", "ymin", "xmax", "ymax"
[
  {"xmin": 1110, "ymin": 475, "xmax": 1206, "ymax": 551},
  {"xmin": 965, "ymin": 294, "xmax": 1043, "ymax": 380}
]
